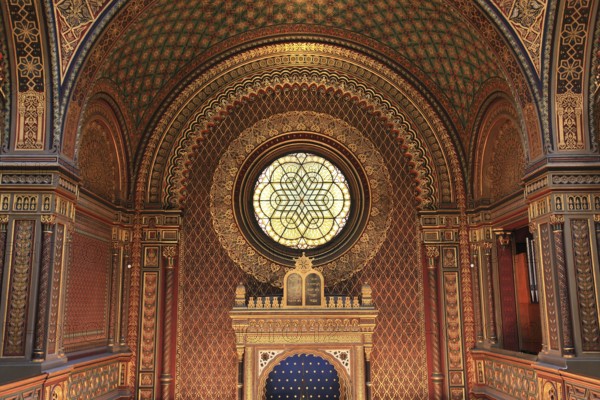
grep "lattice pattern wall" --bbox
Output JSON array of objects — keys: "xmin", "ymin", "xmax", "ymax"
[
  {"xmin": 176, "ymin": 88, "xmax": 427, "ymax": 399},
  {"xmin": 64, "ymin": 228, "xmax": 111, "ymax": 352}
]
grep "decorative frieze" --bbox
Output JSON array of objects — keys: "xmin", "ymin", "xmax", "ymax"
[{"xmin": 0, "ymin": 173, "xmax": 53, "ymax": 185}]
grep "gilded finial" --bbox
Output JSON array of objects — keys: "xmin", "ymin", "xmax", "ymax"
[{"xmin": 294, "ymin": 252, "xmax": 313, "ymax": 272}]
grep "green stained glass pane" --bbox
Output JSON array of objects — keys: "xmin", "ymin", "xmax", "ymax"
[{"xmin": 253, "ymin": 153, "xmax": 351, "ymax": 249}]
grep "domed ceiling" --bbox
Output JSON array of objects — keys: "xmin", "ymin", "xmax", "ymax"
[
  {"xmin": 96, "ymin": 0, "xmax": 502, "ymax": 128},
  {"xmin": 62, "ymin": 0, "xmax": 545, "ymax": 164}
]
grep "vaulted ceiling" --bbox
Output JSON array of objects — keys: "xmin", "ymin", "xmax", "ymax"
[{"xmin": 58, "ymin": 0, "xmax": 548, "ymax": 166}]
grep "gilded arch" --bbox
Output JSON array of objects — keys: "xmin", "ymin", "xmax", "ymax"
[
  {"xmin": 257, "ymin": 349, "xmax": 352, "ymax": 400},
  {"xmin": 139, "ymin": 43, "xmax": 464, "ymax": 211}
]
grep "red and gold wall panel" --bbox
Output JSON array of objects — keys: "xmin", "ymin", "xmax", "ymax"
[{"xmin": 64, "ymin": 218, "xmax": 111, "ymax": 353}]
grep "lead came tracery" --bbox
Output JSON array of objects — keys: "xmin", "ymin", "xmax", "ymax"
[{"xmin": 253, "ymin": 153, "xmax": 351, "ymax": 250}]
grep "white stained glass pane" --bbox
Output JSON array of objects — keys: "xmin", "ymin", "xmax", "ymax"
[{"xmin": 253, "ymin": 153, "xmax": 351, "ymax": 249}]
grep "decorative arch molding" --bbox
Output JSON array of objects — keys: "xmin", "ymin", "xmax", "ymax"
[
  {"xmin": 256, "ymin": 349, "xmax": 352, "ymax": 400},
  {"xmin": 139, "ymin": 43, "xmax": 464, "ymax": 211},
  {"xmin": 472, "ymin": 96, "xmax": 526, "ymax": 204},
  {"xmin": 470, "ymin": 92, "xmax": 531, "ymax": 173},
  {"xmin": 78, "ymin": 95, "xmax": 130, "ymax": 204}
]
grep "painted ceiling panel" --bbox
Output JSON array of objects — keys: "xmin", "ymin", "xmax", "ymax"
[{"xmin": 89, "ymin": 0, "xmax": 504, "ymax": 129}]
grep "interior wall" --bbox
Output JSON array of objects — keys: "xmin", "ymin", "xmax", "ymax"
[{"xmin": 176, "ymin": 87, "xmax": 428, "ymax": 399}]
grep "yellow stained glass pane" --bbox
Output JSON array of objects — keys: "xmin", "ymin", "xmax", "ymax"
[{"xmin": 253, "ymin": 153, "xmax": 351, "ymax": 249}]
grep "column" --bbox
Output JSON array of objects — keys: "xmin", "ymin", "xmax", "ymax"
[
  {"xmin": 483, "ymin": 242, "xmax": 498, "ymax": 344},
  {"xmin": 550, "ymin": 215, "xmax": 575, "ymax": 356},
  {"xmin": 426, "ymin": 246, "xmax": 443, "ymax": 400},
  {"xmin": 160, "ymin": 246, "xmax": 177, "ymax": 400},
  {"xmin": 32, "ymin": 215, "xmax": 55, "ymax": 361},
  {"xmin": 470, "ymin": 244, "xmax": 484, "ymax": 343},
  {"xmin": 119, "ymin": 245, "xmax": 131, "ymax": 347},
  {"xmin": 0, "ymin": 215, "xmax": 8, "ymax": 290},
  {"xmin": 108, "ymin": 241, "xmax": 122, "ymax": 350}
]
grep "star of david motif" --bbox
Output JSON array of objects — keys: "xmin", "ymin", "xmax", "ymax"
[{"xmin": 254, "ymin": 153, "xmax": 350, "ymax": 249}]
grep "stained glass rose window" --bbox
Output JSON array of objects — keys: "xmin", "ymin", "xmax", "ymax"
[{"xmin": 253, "ymin": 153, "xmax": 351, "ymax": 249}]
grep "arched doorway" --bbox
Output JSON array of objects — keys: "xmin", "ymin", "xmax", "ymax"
[{"xmin": 265, "ymin": 354, "xmax": 341, "ymax": 400}]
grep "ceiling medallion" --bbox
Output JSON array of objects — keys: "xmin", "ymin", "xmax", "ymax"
[{"xmin": 211, "ymin": 111, "xmax": 391, "ymax": 287}]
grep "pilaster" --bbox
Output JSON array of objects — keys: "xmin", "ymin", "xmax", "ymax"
[{"xmin": 135, "ymin": 212, "xmax": 181, "ymax": 399}]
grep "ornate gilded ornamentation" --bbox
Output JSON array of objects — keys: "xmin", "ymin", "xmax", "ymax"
[
  {"xmin": 77, "ymin": 120, "xmax": 117, "ymax": 202},
  {"xmin": 570, "ymin": 219, "xmax": 600, "ymax": 351},
  {"xmin": 555, "ymin": 0, "xmax": 592, "ymax": 151},
  {"xmin": 33, "ymin": 217, "xmax": 55, "ymax": 360},
  {"xmin": 3, "ymin": 220, "xmax": 35, "ymax": 356},
  {"xmin": 211, "ymin": 111, "xmax": 391, "ymax": 287},
  {"xmin": 67, "ymin": 359, "xmax": 122, "ymax": 399},
  {"xmin": 140, "ymin": 43, "xmax": 457, "ymax": 210},
  {"xmin": 481, "ymin": 357, "xmax": 538, "ymax": 399},
  {"xmin": 53, "ymin": 0, "xmax": 113, "ymax": 79},
  {"xmin": 7, "ymin": 0, "xmax": 46, "ymax": 150},
  {"xmin": 483, "ymin": 242, "xmax": 498, "ymax": 343},
  {"xmin": 490, "ymin": 120, "xmax": 526, "ymax": 201},
  {"xmin": 443, "ymin": 272, "xmax": 464, "ymax": 395},
  {"xmin": 47, "ymin": 224, "xmax": 65, "ymax": 355},
  {"xmin": 507, "ymin": 0, "xmax": 546, "ymax": 73},
  {"xmin": 139, "ymin": 272, "xmax": 158, "ymax": 371}
]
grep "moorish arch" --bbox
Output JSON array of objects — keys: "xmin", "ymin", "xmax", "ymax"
[{"xmin": 140, "ymin": 42, "xmax": 464, "ymax": 211}]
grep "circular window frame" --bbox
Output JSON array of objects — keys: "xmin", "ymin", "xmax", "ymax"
[
  {"xmin": 210, "ymin": 111, "xmax": 391, "ymax": 287},
  {"xmin": 235, "ymin": 135, "xmax": 371, "ymax": 266}
]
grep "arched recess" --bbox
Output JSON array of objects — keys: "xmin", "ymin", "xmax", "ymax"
[
  {"xmin": 138, "ymin": 42, "xmax": 466, "ymax": 212},
  {"xmin": 77, "ymin": 95, "xmax": 130, "ymax": 205},
  {"xmin": 472, "ymin": 95, "xmax": 528, "ymax": 206},
  {"xmin": 257, "ymin": 350, "xmax": 352, "ymax": 400}
]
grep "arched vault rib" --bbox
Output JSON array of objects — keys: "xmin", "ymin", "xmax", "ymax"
[{"xmin": 138, "ymin": 43, "xmax": 466, "ymax": 211}]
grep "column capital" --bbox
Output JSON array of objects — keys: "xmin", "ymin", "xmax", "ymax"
[
  {"xmin": 550, "ymin": 214, "xmax": 565, "ymax": 225},
  {"xmin": 494, "ymin": 231, "xmax": 511, "ymax": 247},
  {"xmin": 426, "ymin": 245, "xmax": 440, "ymax": 260},
  {"xmin": 163, "ymin": 246, "xmax": 178, "ymax": 269},
  {"xmin": 482, "ymin": 242, "xmax": 493, "ymax": 254}
]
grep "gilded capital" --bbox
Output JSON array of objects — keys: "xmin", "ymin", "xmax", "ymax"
[
  {"xmin": 163, "ymin": 246, "xmax": 178, "ymax": 259},
  {"xmin": 425, "ymin": 246, "xmax": 440, "ymax": 260},
  {"xmin": 40, "ymin": 214, "xmax": 56, "ymax": 225},
  {"xmin": 528, "ymin": 221, "xmax": 537, "ymax": 234},
  {"xmin": 594, "ymin": 214, "xmax": 600, "ymax": 223},
  {"xmin": 0, "ymin": 215, "xmax": 8, "ymax": 224},
  {"xmin": 163, "ymin": 246, "xmax": 178, "ymax": 269},
  {"xmin": 482, "ymin": 242, "xmax": 493, "ymax": 254},
  {"xmin": 496, "ymin": 232, "xmax": 511, "ymax": 247},
  {"xmin": 550, "ymin": 214, "xmax": 565, "ymax": 225}
]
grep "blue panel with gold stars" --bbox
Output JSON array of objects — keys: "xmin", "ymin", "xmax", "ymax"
[{"xmin": 265, "ymin": 354, "xmax": 340, "ymax": 399}]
